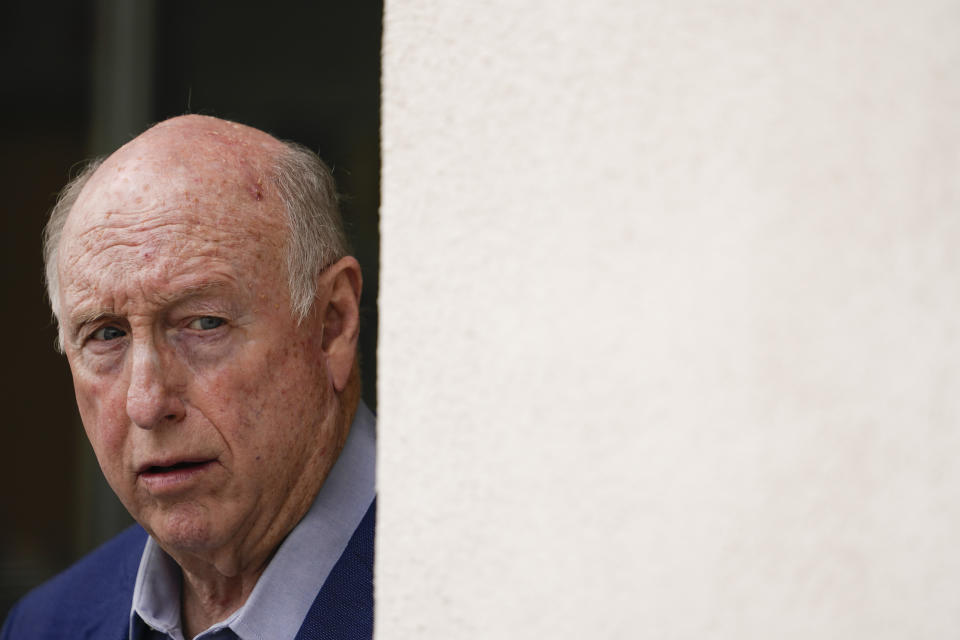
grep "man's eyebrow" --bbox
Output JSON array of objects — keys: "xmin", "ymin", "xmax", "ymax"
[
  {"xmin": 166, "ymin": 281, "xmax": 233, "ymax": 302},
  {"xmin": 68, "ymin": 309, "xmax": 117, "ymax": 334},
  {"xmin": 66, "ymin": 282, "xmax": 234, "ymax": 335}
]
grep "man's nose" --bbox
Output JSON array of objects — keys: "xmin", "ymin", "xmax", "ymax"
[{"xmin": 125, "ymin": 340, "xmax": 185, "ymax": 429}]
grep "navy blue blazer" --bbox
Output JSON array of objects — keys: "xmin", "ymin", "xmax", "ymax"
[{"xmin": 1, "ymin": 501, "xmax": 374, "ymax": 640}]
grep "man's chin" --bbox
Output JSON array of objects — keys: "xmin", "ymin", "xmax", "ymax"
[{"xmin": 140, "ymin": 505, "xmax": 226, "ymax": 555}]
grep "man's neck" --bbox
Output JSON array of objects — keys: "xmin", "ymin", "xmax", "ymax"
[{"xmin": 179, "ymin": 567, "xmax": 262, "ymax": 639}]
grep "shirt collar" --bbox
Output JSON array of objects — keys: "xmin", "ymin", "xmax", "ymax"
[{"xmin": 129, "ymin": 401, "xmax": 377, "ymax": 640}]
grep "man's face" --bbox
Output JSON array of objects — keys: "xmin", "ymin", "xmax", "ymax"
[{"xmin": 56, "ymin": 123, "xmax": 342, "ymax": 561}]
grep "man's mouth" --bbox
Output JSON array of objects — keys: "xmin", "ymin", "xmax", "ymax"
[
  {"xmin": 143, "ymin": 460, "xmax": 211, "ymax": 474},
  {"xmin": 137, "ymin": 459, "xmax": 217, "ymax": 493}
]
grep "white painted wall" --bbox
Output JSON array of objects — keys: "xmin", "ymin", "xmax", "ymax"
[{"xmin": 378, "ymin": 1, "xmax": 960, "ymax": 637}]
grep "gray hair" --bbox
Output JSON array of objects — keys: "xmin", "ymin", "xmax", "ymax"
[
  {"xmin": 43, "ymin": 157, "xmax": 105, "ymax": 326},
  {"xmin": 271, "ymin": 142, "xmax": 350, "ymax": 322},
  {"xmin": 43, "ymin": 141, "xmax": 349, "ymax": 348}
]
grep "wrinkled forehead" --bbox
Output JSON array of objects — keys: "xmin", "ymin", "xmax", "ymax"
[{"xmin": 56, "ymin": 118, "xmax": 291, "ymax": 312}]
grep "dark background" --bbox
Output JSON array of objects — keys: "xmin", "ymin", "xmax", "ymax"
[{"xmin": 0, "ymin": 1, "xmax": 381, "ymax": 621}]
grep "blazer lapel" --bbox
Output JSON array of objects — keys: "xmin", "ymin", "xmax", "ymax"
[{"xmin": 294, "ymin": 499, "xmax": 375, "ymax": 640}]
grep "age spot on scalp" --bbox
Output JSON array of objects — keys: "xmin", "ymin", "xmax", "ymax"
[{"xmin": 249, "ymin": 180, "xmax": 264, "ymax": 201}]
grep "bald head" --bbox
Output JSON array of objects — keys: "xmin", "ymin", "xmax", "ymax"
[
  {"xmin": 112, "ymin": 113, "xmax": 284, "ymax": 162},
  {"xmin": 80, "ymin": 115, "xmax": 286, "ymax": 207},
  {"xmin": 44, "ymin": 115, "xmax": 349, "ymax": 340}
]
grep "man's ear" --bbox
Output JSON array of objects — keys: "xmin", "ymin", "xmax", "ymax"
[{"xmin": 316, "ymin": 256, "xmax": 363, "ymax": 392}]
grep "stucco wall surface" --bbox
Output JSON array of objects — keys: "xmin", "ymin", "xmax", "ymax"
[{"xmin": 378, "ymin": 1, "xmax": 960, "ymax": 637}]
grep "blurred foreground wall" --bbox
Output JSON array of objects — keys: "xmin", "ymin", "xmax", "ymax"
[{"xmin": 378, "ymin": 1, "xmax": 960, "ymax": 637}]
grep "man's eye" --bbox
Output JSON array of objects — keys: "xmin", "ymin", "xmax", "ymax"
[
  {"xmin": 188, "ymin": 316, "xmax": 225, "ymax": 331},
  {"xmin": 91, "ymin": 326, "xmax": 126, "ymax": 341}
]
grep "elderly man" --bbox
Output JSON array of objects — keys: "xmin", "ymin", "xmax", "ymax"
[{"xmin": 1, "ymin": 116, "xmax": 374, "ymax": 640}]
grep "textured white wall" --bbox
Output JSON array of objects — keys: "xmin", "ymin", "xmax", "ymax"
[{"xmin": 378, "ymin": 1, "xmax": 960, "ymax": 637}]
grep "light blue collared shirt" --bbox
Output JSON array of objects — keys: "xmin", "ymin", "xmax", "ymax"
[{"xmin": 128, "ymin": 402, "xmax": 376, "ymax": 640}]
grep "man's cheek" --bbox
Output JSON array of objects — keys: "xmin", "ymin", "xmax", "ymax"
[
  {"xmin": 202, "ymin": 365, "xmax": 265, "ymax": 421},
  {"xmin": 73, "ymin": 366, "xmax": 119, "ymax": 410},
  {"xmin": 75, "ymin": 385, "xmax": 128, "ymax": 457}
]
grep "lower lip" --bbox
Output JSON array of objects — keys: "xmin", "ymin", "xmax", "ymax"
[{"xmin": 138, "ymin": 461, "xmax": 215, "ymax": 494}]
